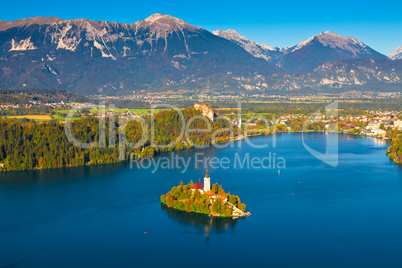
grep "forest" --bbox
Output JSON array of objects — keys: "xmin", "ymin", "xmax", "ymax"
[
  {"xmin": 0, "ymin": 108, "xmax": 234, "ymax": 172},
  {"xmin": 0, "ymin": 88, "xmax": 90, "ymax": 105},
  {"xmin": 387, "ymin": 129, "xmax": 402, "ymax": 164},
  {"xmin": 0, "ymin": 106, "xmax": 401, "ymax": 172}
]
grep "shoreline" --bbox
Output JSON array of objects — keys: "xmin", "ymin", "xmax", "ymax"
[{"xmin": 0, "ymin": 132, "xmax": 399, "ymax": 173}]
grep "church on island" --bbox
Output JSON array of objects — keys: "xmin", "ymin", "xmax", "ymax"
[
  {"xmin": 161, "ymin": 169, "xmax": 250, "ymax": 218},
  {"xmin": 191, "ymin": 169, "xmax": 227, "ymax": 202}
]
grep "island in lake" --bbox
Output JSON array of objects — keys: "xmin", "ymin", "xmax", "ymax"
[{"xmin": 161, "ymin": 170, "xmax": 250, "ymax": 218}]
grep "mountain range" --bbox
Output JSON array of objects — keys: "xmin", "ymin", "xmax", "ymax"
[
  {"xmin": 213, "ymin": 30, "xmax": 389, "ymax": 73},
  {"xmin": 0, "ymin": 14, "xmax": 402, "ymax": 95}
]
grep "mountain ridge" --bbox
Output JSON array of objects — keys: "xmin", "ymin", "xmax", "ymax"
[
  {"xmin": 214, "ymin": 29, "xmax": 388, "ymax": 73},
  {"xmin": 0, "ymin": 16, "xmax": 66, "ymax": 31},
  {"xmin": 0, "ymin": 14, "xmax": 281, "ymax": 95},
  {"xmin": 279, "ymin": 31, "xmax": 388, "ymax": 73},
  {"xmin": 0, "ymin": 15, "xmax": 401, "ymax": 95},
  {"xmin": 212, "ymin": 29, "xmax": 285, "ymax": 64}
]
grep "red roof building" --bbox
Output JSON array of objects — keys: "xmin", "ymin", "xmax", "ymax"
[
  {"xmin": 205, "ymin": 191, "xmax": 217, "ymax": 197},
  {"xmin": 191, "ymin": 182, "xmax": 204, "ymax": 190},
  {"xmin": 218, "ymin": 196, "xmax": 227, "ymax": 201}
]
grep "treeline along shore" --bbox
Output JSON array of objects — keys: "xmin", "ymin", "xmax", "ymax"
[
  {"xmin": 0, "ymin": 107, "xmax": 401, "ymax": 172},
  {"xmin": 0, "ymin": 108, "xmax": 240, "ymax": 172}
]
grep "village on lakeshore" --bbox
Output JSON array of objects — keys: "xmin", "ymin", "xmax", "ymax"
[
  {"xmin": 1, "ymin": 98, "xmax": 401, "ymax": 141},
  {"xmin": 1, "ymin": 97, "xmax": 402, "ymax": 171}
]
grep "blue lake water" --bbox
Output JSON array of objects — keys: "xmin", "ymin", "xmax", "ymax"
[{"xmin": 0, "ymin": 133, "xmax": 401, "ymax": 268}]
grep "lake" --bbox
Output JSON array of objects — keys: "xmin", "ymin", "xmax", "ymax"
[{"xmin": 0, "ymin": 133, "xmax": 401, "ymax": 268}]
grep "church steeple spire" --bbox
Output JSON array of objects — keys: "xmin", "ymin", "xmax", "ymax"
[{"xmin": 204, "ymin": 168, "xmax": 211, "ymax": 192}]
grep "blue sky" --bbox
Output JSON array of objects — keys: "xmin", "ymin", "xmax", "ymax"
[{"xmin": 1, "ymin": 0, "xmax": 402, "ymax": 55}]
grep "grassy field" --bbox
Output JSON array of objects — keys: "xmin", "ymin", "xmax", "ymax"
[
  {"xmin": 51, "ymin": 114, "xmax": 84, "ymax": 121},
  {"xmin": 4, "ymin": 115, "xmax": 53, "ymax": 120}
]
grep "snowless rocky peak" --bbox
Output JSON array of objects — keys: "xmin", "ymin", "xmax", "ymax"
[
  {"xmin": 3, "ymin": 14, "xmax": 201, "ymax": 58},
  {"xmin": 213, "ymin": 29, "xmax": 276, "ymax": 51},
  {"xmin": 0, "ymin": 16, "xmax": 65, "ymax": 31},
  {"xmin": 139, "ymin": 13, "xmax": 194, "ymax": 28},
  {"xmin": 293, "ymin": 31, "xmax": 370, "ymax": 55},
  {"xmin": 212, "ymin": 29, "xmax": 283, "ymax": 62},
  {"xmin": 317, "ymin": 31, "xmax": 365, "ymax": 49},
  {"xmin": 133, "ymin": 13, "xmax": 198, "ymax": 50},
  {"xmin": 213, "ymin": 29, "xmax": 248, "ymax": 42},
  {"xmin": 389, "ymin": 45, "xmax": 402, "ymax": 60},
  {"xmin": 144, "ymin": 13, "xmax": 168, "ymax": 23}
]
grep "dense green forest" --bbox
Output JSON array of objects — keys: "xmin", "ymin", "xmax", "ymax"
[
  {"xmin": 161, "ymin": 181, "xmax": 246, "ymax": 217},
  {"xmin": 0, "ymin": 105, "xmax": 400, "ymax": 172},
  {"xmin": 387, "ymin": 130, "xmax": 402, "ymax": 164},
  {"xmin": 0, "ymin": 106, "xmax": 55, "ymax": 116},
  {"xmin": 0, "ymin": 88, "xmax": 90, "ymax": 105},
  {"xmin": 0, "ymin": 108, "xmax": 234, "ymax": 172}
]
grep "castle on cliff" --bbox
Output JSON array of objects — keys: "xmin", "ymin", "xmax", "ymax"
[{"xmin": 194, "ymin": 103, "xmax": 217, "ymax": 122}]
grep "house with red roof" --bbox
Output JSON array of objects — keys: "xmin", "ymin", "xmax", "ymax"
[
  {"xmin": 191, "ymin": 169, "xmax": 211, "ymax": 194},
  {"xmin": 191, "ymin": 181, "xmax": 204, "ymax": 192}
]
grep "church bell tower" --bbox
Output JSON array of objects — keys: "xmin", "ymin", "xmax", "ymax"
[{"xmin": 204, "ymin": 168, "xmax": 211, "ymax": 192}]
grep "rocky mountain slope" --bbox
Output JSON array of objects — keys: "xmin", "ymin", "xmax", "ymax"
[
  {"xmin": 0, "ymin": 15, "xmax": 401, "ymax": 95},
  {"xmin": 0, "ymin": 14, "xmax": 281, "ymax": 95},
  {"xmin": 0, "ymin": 17, "xmax": 65, "ymax": 31},
  {"xmin": 389, "ymin": 46, "xmax": 402, "ymax": 60},
  {"xmin": 278, "ymin": 31, "xmax": 388, "ymax": 73},
  {"xmin": 212, "ymin": 29, "xmax": 285, "ymax": 64},
  {"xmin": 162, "ymin": 58, "xmax": 402, "ymax": 93},
  {"xmin": 215, "ymin": 30, "xmax": 388, "ymax": 73}
]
